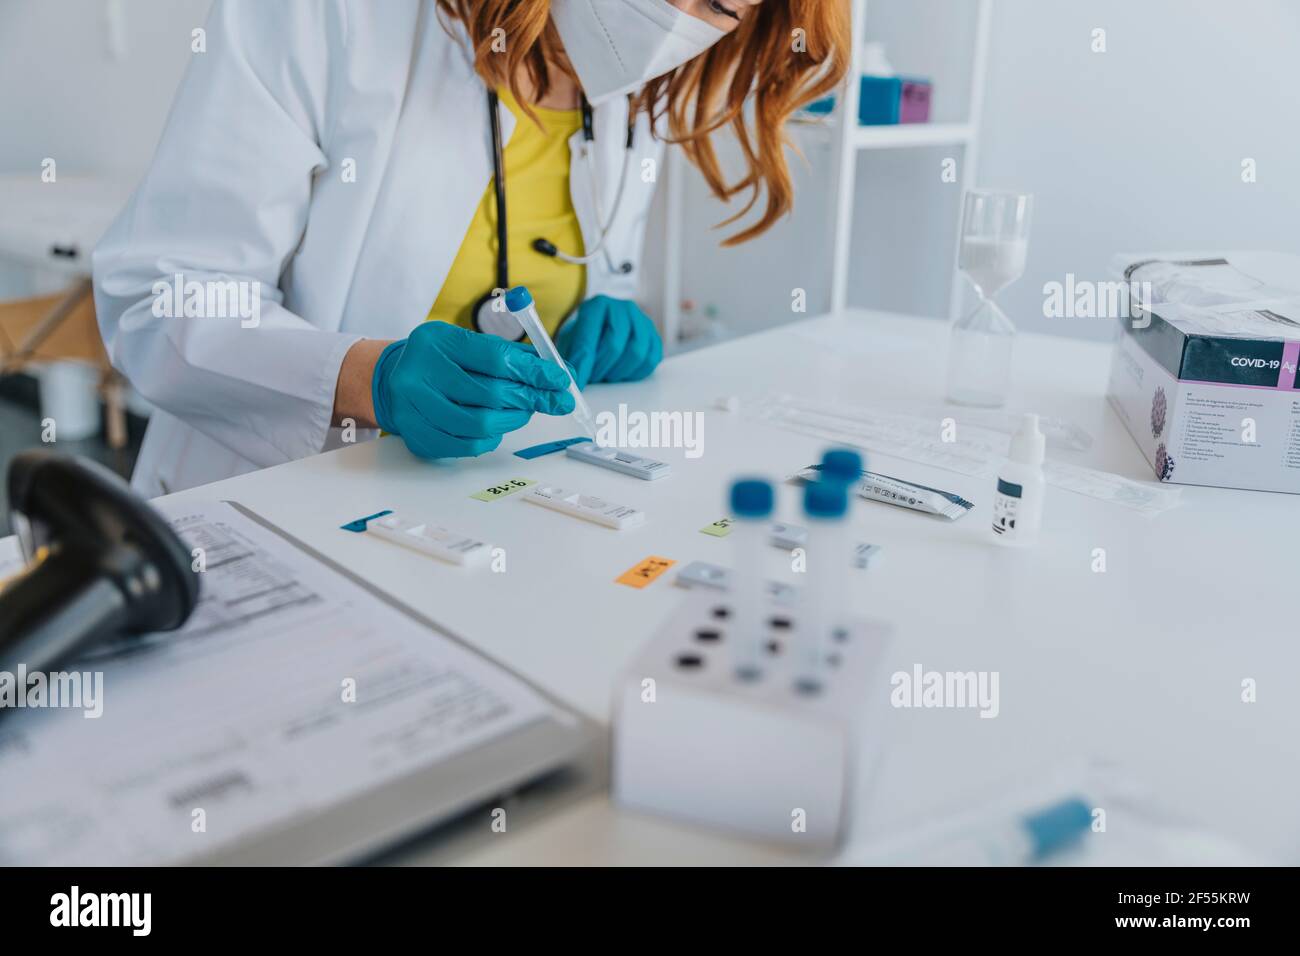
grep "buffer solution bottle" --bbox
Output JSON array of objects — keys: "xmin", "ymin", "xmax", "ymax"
[{"xmin": 991, "ymin": 414, "xmax": 1045, "ymax": 546}]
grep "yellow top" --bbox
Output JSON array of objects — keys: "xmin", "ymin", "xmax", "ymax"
[{"xmin": 426, "ymin": 89, "xmax": 586, "ymax": 335}]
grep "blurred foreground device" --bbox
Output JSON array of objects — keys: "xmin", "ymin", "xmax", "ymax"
[{"xmin": 0, "ymin": 451, "xmax": 199, "ymax": 676}]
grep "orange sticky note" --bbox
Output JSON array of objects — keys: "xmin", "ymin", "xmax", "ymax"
[{"xmin": 616, "ymin": 556, "xmax": 676, "ymax": 589}]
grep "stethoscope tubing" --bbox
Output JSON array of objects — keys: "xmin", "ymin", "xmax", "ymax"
[{"xmin": 472, "ymin": 88, "xmax": 635, "ymax": 339}]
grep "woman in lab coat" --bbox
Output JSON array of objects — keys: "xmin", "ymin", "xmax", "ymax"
[{"xmin": 93, "ymin": 0, "xmax": 848, "ymax": 495}]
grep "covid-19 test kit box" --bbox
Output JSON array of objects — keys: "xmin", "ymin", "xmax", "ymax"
[{"xmin": 1106, "ymin": 252, "xmax": 1300, "ymax": 495}]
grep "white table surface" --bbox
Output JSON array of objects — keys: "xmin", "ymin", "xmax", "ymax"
[{"xmin": 146, "ymin": 309, "xmax": 1300, "ymax": 865}]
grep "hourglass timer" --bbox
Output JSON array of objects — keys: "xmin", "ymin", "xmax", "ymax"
[{"xmin": 945, "ymin": 190, "xmax": 1033, "ymax": 408}]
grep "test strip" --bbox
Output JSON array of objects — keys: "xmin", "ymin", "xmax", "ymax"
[
  {"xmin": 514, "ymin": 436, "xmax": 590, "ymax": 460},
  {"xmin": 367, "ymin": 513, "xmax": 491, "ymax": 566},
  {"xmin": 340, "ymin": 510, "xmax": 393, "ymax": 533},
  {"xmin": 523, "ymin": 485, "xmax": 645, "ymax": 529},
  {"xmin": 565, "ymin": 441, "xmax": 671, "ymax": 481}
]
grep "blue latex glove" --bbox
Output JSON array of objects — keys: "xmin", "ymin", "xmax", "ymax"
[
  {"xmin": 372, "ymin": 322, "xmax": 575, "ymax": 459},
  {"xmin": 555, "ymin": 295, "xmax": 663, "ymax": 390}
]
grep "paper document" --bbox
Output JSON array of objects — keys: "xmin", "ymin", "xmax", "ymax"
[
  {"xmin": 1113, "ymin": 251, "xmax": 1300, "ymax": 339},
  {"xmin": 0, "ymin": 500, "xmax": 552, "ymax": 865},
  {"xmin": 749, "ymin": 396, "xmax": 1182, "ymax": 516}
]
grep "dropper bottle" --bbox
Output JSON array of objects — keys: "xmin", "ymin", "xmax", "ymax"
[{"xmin": 991, "ymin": 413, "xmax": 1046, "ymax": 547}]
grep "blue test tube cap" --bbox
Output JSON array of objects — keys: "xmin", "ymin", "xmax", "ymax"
[
  {"xmin": 730, "ymin": 479, "xmax": 774, "ymax": 519},
  {"xmin": 504, "ymin": 286, "xmax": 533, "ymax": 312},
  {"xmin": 803, "ymin": 479, "xmax": 848, "ymax": 519},
  {"xmin": 821, "ymin": 448, "xmax": 864, "ymax": 483},
  {"xmin": 1023, "ymin": 797, "xmax": 1093, "ymax": 860}
]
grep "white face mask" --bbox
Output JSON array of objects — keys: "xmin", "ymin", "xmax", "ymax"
[{"xmin": 551, "ymin": 0, "xmax": 728, "ymax": 105}]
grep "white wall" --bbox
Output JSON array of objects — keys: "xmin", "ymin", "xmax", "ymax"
[
  {"xmin": 972, "ymin": 0, "xmax": 1300, "ymax": 340},
  {"xmin": 0, "ymin": 0, "xmax": 210, "ymax": 296},
  {"xmin": 0, "ymin": 0, "xmax": 210, "ymax": 175},
  {"xmin": 4, "ymin": 0, "xmax": 1295, "ymax": 342},
  {"xmin": 842, "ymin": 0, "xmax": 1300, "ymax": 339},
  {"xmin": 663, "ymin": 0, "xmax": 1300, "ymax": 343}
]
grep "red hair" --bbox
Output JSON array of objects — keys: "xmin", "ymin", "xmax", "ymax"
[{"xmin": 437, "ymin": 1, "xmax": 851, "ymax": 244}]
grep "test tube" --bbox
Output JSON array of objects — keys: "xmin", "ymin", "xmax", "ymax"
[
  {"xmin": 503, "ymin": 285, "xmax": 597, "ymax": 439},
  {"xmin": 797, "ymin": 479, "xmax": 848, "ymax": 693},
  {"xmin": 840, "ymin": 796, "xmax": 1094, "ymax": 866},
  {"xmin": 819, "ymin": 448, "xmax": 864, "ymax": 486},
  {"xmin": 819, "ymin": 448, "xmax": 863, "ymax": 640},
  {"xmin": 729, "ymin": 479, "xmax": 774, "ymax": 681}
]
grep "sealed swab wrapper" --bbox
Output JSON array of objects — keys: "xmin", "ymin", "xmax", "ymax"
[{"xmin": 792, "ymin": 465, "xmax": 973, "ymax": 520}]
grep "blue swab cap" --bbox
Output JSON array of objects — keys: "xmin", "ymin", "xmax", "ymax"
[
  {"xmin": 803, "ymin": 479, "xmax": 848, "ymax": 519},
  {"xmin": 821, "ymin": 449, "xmax": 863, "ymax": 483},
  {"xmin": 504, "ymin": 286, "xmax": 533, "ymax": 312},
  {"xmin": 1022, "ymin": 797, "xmax": 1093, "ymax": 860},
  {"xmin": 730, "ymin": 479, "xmax": 774, "ymax": 519}
]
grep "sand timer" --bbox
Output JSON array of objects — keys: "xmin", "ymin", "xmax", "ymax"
[{"xmin": 945, "ymin": 190, "xmax": 1033, "ymax": 408}]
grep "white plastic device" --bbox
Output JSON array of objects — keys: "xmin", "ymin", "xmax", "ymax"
[
  {"xmin": 565, "ymin": 441, "xmax": 671, "ymax": 480},
  {"xmin": 523, "ymin": 485, "xmax": 645, "ymax": 530},
  {"xmin": 769, "ymin": 521, "xmax": 807, "ymax": 549},
  {"xmin": 367, "ymin": 513, "xmax": 491, "ymax": 566},
  {"xmin": 769, "ymin": 523, "xmax": 881, "ymax": 568},
  {"xmin": 675, "ymin": 559, "xmax": 798, "ymax": 604},
  {"xmin": 612, "ymin": 590, "xmax": 891, "ymax": 851}
]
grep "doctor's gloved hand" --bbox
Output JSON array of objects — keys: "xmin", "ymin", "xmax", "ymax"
[
  {"xmin": 371, "ymin": 322, "xmax": 575, "ymax": 459},
  {"xmin": 555, "ymin": 295, "xmax": 663, "ymax": 390}
]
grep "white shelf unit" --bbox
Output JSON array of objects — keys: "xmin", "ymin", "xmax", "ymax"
[
  {"xmin": 659, "ymin": 0, "xmax": 994, "ymax": 349},
  {"xmin": 852, "ymin": 122, "xmax": 974, "ymax": 150},
  {"xmin": 829, "ymin": 0, "xmax": 994, "ymax": 321}
]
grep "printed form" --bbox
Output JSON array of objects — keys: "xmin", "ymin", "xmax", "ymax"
[{"xmin": 0, "ymin": 500, "xmax": 552, "ymax": 865}]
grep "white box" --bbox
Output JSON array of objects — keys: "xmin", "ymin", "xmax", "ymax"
[
  {"xmin": 612, "ymin": 592, "xmax": 890, "ymax": 851},
  {"xmin": 1107, "ymin": 252, "xmax": 1300, "ymax": 494}
]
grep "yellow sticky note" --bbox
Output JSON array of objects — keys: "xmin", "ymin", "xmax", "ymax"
[
  {"xmin": 616, "ymin": 556, "xmax": 676, "ymax": 589},
  {"xmin": 470, "ymin": 478, "xmax": 536, "ymax": 502},
  {"xmin": 700, "ymin": 518, "xmax": 733, "ymax": 537}
]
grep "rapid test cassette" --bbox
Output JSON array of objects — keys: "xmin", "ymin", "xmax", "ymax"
[
  {"xmin": 367, "ymin": 513, "xmax": 491, "ymax": 566},
  {"xmin": 769, "ymin": 522, "xmax": 882, "ymax": 568},
  {"xmin": 676, "ymin": 560, "xmax": 799, "ymax": 605},
  {"xmin": 523, "ymin": 485, "xmax": 645, "ymax": 529},
  {"xmin": 565, "ymin": 441, "xmax": 671, "ymax": 480}
]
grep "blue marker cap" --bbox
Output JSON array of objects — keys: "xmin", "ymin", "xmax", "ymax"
[
  {"xmin": 504, "ymin": 286, "xmax": 533, "ymax": 312},
  {"xmin": 730, "ymin": 479, "xmax": 774, "ymax": 519},
  {"xmin": 1022, "ymin": 797, "xmax": 1093, "ymax": 860},
  {"xmin": 821, "ymin": 449, "xmax": 863, "ymax": 483},
  {"xmin": 803, "ymin": 479, "xmax": 848, "ymax": 519}
]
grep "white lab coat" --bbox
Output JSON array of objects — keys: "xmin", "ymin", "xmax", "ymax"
[{"xmin": 93, "ymin": 0, "xmax": 661, "ymax": 496}]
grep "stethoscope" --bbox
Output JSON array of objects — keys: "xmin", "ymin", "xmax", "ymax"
[{"xmin": 472, "ymin": 89, "xmax": 637, "ymax": 340}]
